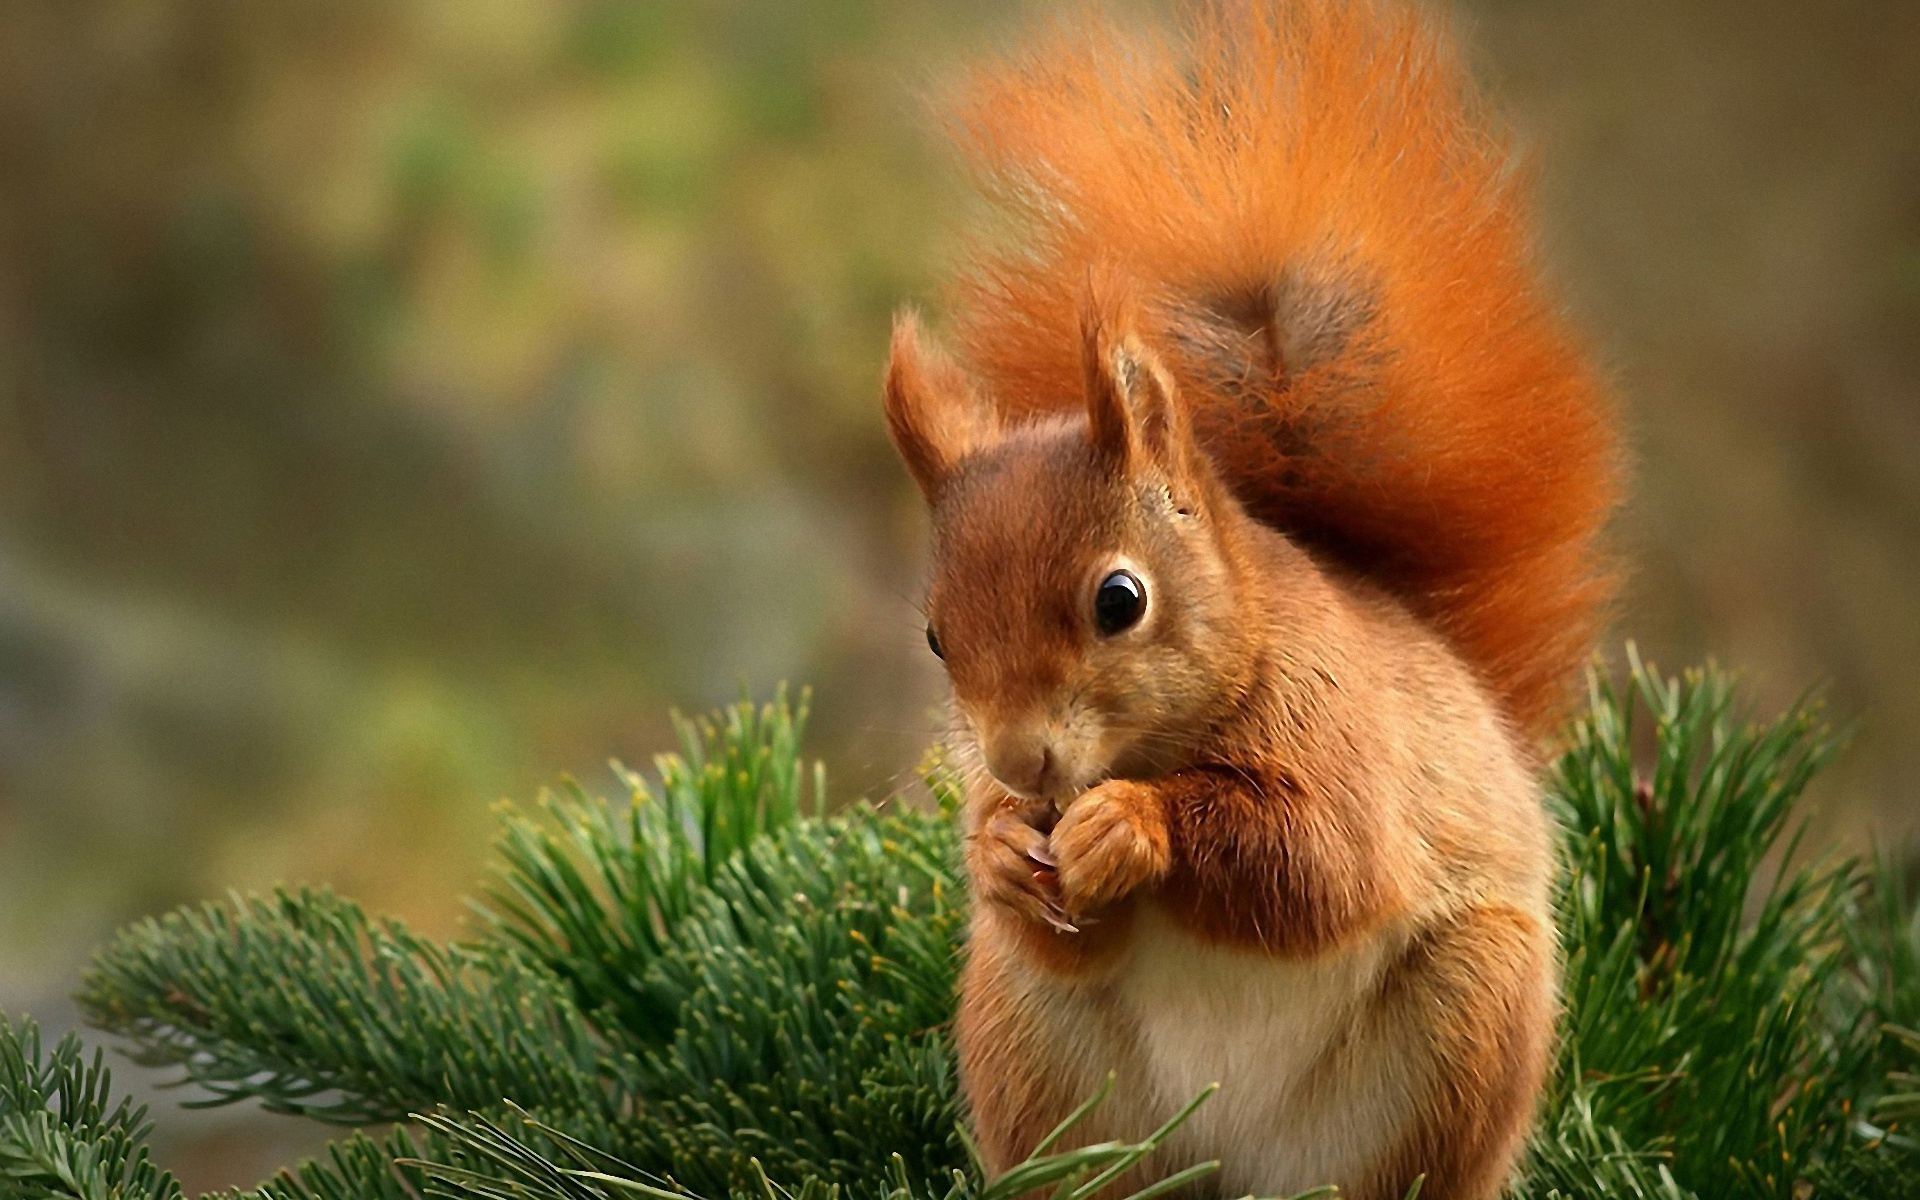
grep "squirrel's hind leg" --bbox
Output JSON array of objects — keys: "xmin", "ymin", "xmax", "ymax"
[
  {"xmin": 956, "ymin": 927, "xmax": 1163, "ymax": 1185},
  {"xmin": 1354, "ymin": 904, "xmax": 1558, "ymax": 1200}
]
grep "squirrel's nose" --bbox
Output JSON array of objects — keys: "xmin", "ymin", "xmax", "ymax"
[{"xmin": 981, "ymin": 730, "xmax": 1056, "ymax": 799}]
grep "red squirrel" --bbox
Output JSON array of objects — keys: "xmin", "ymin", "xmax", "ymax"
[{"xmin": 883, "ymin": 1, "xmax": 1619, "ymax": 1197}]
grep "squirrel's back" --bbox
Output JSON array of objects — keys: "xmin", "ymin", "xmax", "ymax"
[{"xmin": 940, "ymin": 0, "xmax": 1620, "ymax": 735}]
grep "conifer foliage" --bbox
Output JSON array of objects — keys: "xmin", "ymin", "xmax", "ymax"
[{"xmin": 3, "ymin": 666, "xmax": 1918, "ymax": 1199}]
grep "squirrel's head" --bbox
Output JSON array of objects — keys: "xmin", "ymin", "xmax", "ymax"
[{"xmin": 885, "ymin": 304, "xmax": 1256, "ymax": 803}]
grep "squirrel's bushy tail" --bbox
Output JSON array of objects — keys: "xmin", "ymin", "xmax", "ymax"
[{"xmin": 943, "ymin": 0, "xmax": 1621, "ymax": 737}]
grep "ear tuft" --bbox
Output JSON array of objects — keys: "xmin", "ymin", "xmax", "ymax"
[
  {"xmin": 1081, "ymin": 291, "xmax": 1189, "ymax": 479},
  {"xmin": 883, "ymin": 311, "xmax": 997, "ymax": 500}
]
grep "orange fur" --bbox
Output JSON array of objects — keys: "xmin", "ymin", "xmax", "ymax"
[{"xmin": 942, "ymin": 0, "xmax": 1619, "ymax": 736}]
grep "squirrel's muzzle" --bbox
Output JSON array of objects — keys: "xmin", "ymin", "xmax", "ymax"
[{"xmin": 979, "ymin": 725, "xmax": 1065, "ymax": 801}]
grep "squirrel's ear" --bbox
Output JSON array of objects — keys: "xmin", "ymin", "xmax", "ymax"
[
  {"xmin": 1083, "ymin": 311, "xmax": 1190, "ymax": 481},
  {"xmin": 884, "ymin": 311, "xmax": 997, "ymax": 500}
]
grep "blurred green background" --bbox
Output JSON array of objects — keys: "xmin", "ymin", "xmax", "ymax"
[{"xmin": 0, "ymin": 0, "xmax": 1915, "ymax": 1190}]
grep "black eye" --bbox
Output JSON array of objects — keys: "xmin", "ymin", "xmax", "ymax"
[
  {"xmin": 1093, "ymin": 569, "xmax": 1147, "ymax": 636},
  {"xmin": 926, "ymin": 623, "xmax": 944, "ymax": 660}
]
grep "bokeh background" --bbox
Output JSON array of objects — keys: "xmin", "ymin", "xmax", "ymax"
[{"xmin": 1, "ymin": 0, "xmax": 1915, "ymax": 1190}]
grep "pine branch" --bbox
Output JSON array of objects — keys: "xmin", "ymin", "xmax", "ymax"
[
  {"xmin": 478, "ymin": 689, "xmax": 824, "ymax": 1043},
  {"xmin": 71, "ymin": 693, "xmax": 966, "ymax": 1196},
  {"xmin": 77, "ymin": 887, "xmax": 637, "ymax": 1130},
  {"xmin": 1546, "ymin": 649, "xmax": 1877, "ymax": 1196},
  {"xmin": 226, "ymin": 1129, "xmax": 431, "ymax": 1200},
  {"xmin": 620, "ymin": 804, "xmax": 966, "ymax": 1196},
  {"xmin": 1848, "ymin": 852, "xmax": 1920, "ymax": 1176},
  {"xmin": 0, "ymin": 1014, "xmax": 184, "ymax": 1200}
]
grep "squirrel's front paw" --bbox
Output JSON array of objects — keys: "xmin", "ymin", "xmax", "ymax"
[
  {"xmin": 967, "ymin": 805, "xmax": 1077, "ymax": 933},
  {"xmin": 1051, "ymin": 779, "xmax": 1171, "ymax": 920}
]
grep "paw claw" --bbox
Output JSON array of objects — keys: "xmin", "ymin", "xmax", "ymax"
[
  {"xmin": 969, "ymin": 805, "xmax": 1077, "ymax": 934},
  {"xmin": 1040, "ymin": 909, "xmax": 1080, "ymax": 935}
]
